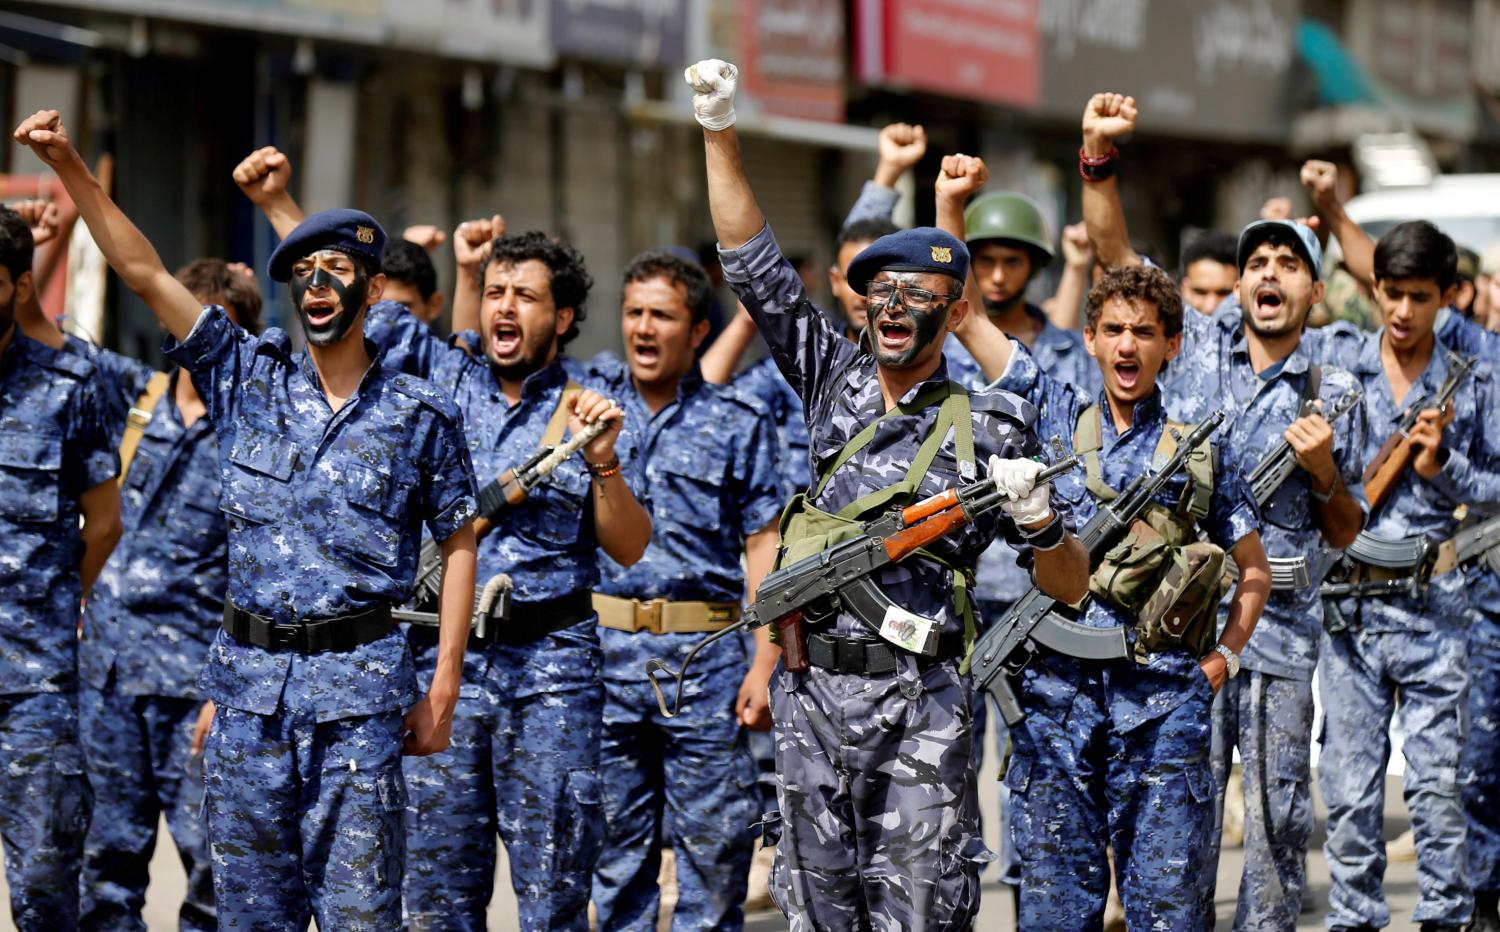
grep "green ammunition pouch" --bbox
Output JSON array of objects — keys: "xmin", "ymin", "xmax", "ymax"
[
  {"xmin": 1074, "ymin": 405, "xmax": 1227, "ymax": 663},
  {"xmin": 773, "ymin": 381, "xmax": 978, "ymax": 646}
]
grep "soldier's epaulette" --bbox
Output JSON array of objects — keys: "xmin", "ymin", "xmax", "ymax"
[
  {"xmin": 970, "ymin": 384, "xmax": 1037, "ymax": 428},
  {"xmin": 29, "ymin": 339, "xmax": 96, "ymax": 381},
  {"xmin": 389, "ymin": 372, "xmax": 461, "ymax": 421},
  {"xmin": 253, "ymin": 326, "xmax": 295, "ymax": 360}
]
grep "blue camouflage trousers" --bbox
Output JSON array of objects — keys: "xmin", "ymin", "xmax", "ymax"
[
  {"xmin": 79, "ymin": 680, "xmax": 213, "ymax": 931},
  {"xmin": 203, "ymin": 705, "xmax": 407, "ymax": 931},
  {"xmin": 593, "ymin": 662, "xmax": 758, "ymax": 931},
  {"xmin": 767, "ymin": 659, "xmax": 991, "ymax": 931},
  {"xmin": 403, "ymin": 644, "xmax": 603, "ymax": 931},
  {"xmin": 1464, "ymin": 607, "xmax": 1500, "ymax": 894},
  {"xmin": 0, "ymin": 691, "xmax": 90, "ymax": 931},
  {"xmin": 1319, "ymin": 625, "xmax": 1471, "ymax": 928},
  {"xmin": 1208, "ymin": 671, "xmax": 1315, "ymax": 931},
  {"xmin": 1008, "ymin": 656, "xmax": 1217, "ymax": 932}
]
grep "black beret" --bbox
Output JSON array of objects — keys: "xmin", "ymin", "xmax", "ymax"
[
  {"xmin": 845, "ymin": 227, "xmax": 970, "ymax": 297},
  {"xmin": 268, "ymin": 208, "xmax": 386, "ymax": 283}
]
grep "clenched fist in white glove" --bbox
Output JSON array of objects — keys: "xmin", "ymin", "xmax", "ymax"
[
  {"xmin": 988, "ymin": 456, "xmax": 1053, "ymax": 527},
  {"xmin": 684, "ymin": 59, "xmax": 739, "ymax": 131}
]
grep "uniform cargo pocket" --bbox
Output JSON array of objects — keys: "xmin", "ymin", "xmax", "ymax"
[
  {"xmin": 0, "ymin": 429, "xmax": 63, "ymax": 522},
  {"xmin": 222, "ymin": 424, "xmax": 299, "ymax": 525}
]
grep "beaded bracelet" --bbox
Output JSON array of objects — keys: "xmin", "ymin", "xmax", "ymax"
[
  {"xmin": 587, "ymin": 456, "xmax": 622, "ymax": 479},
  {"xmin": 1079, "ymin": 146, "xmax": 1120, "ymax": 183}
]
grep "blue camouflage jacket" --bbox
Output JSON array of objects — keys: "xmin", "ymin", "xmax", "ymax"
[
  {"xmin": 1309, "ymin": 328, "xmax": 1500, "ymax": 632},
  {"xmin": 0, "ymin": 326, "xmax": 119, "ymax": 694},
  {"xmin": 721, "ymin": 224, "xmax": 1061, "ymax": 643},
  {"xmin": 591, "ymin": 357, "xmax": 785, "ymax": 680},
  {"xmin": 731, "ymin": 354, "xmax": 810, "ymax": 501},
  {"xmin": 164, "ymin": 306, "xmax": 478, "ymax": 722},
  {"xmin": 993, "ymin": 341, "xmax": 1260, "ymax": 682},
  {"xmin": 1162, "ymin": 303, "xmax": 1368, "ymax": 681}
]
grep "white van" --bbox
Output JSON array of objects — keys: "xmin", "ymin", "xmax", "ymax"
[{"xmin": 1344, "ymin": 174, "xmax": 1500, "ymax": 253}]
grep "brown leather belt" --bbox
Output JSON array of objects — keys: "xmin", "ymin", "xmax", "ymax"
[{"xmin": 593, "ymin": 593, "xmax": 740, "ymax": 634}]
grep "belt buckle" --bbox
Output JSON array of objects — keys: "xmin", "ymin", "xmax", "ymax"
[
  {"xmin": 271, "ymin": 623, "xmax": 304, "ymax": 651},
  {"xmin": 707, "ymin": 604, "xmax": 735, "ymax": 626},
  {"xmin": 835, "ymin": 638, "xmax": 863, "ymax": 674},
  {"xmin": 636, "ymin": 599, "xmax": 665, "ymax": 635}
]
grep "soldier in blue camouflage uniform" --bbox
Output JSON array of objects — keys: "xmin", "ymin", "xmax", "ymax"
[
  {"xmin": 1466, "ymin": 568, "xmax": 1500, "ymax": 932},
  {"xmin": 23, "ymin": 109, "xmax": 482, "ymax": 930},
  {"xmin": 1302, "ymin": 221, "xmax": 1500, "ymax": 932},
  {"xmin": 363, "ymin": 231, "xmax": 652, "ymax": 931},
  {"xmin": 73, "ymin": 261, "xmax": 263, "ymax": 930},
  {"xmin": 1159, "ymin": 221, "xmax": 1368, "ymax": 928},
  {"xmin": 0, "ymin": 204, "xmax": 120, "ymax": 930},
  {"xmin": 588, "ymin": 251, "xmax": 785, "ymax": 930},
  {"xmin": 945, "ymin": 250, "xmax": 1270, "ymax": 928},
  {"xmin": 689, "ymin": 59, "xmax": 1093, "ymax": 928}
]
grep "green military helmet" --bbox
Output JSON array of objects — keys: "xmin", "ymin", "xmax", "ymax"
[{"xmin": 963, "ymin": 192, "xmax": 1056, "ymax": 264}]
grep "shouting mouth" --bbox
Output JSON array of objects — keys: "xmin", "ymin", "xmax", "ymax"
[
  {"xmin": 631, "ymin": 341, "xmax": 661, "ymax": 367},
  {"xmin": 491, "ymin": 319, "xmax": 522, "ymax": 358},
  {"xmin": 1253, "ymin": 285, "xmax": 1285, "ymax": 320},
  {"xmin": 303, "ymin": 297, "xmax": 340, "ymax": 329},
  {"xmin": 1113, "ymin": 359, "xmax": 1142, "ymax": 391},
  {"xmin": 876, "ymin": 315, "xmax": 914, "ymax": 353}
]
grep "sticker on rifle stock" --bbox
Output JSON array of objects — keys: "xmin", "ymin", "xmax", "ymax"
[{"xmin": 879, "ymin": 604, "xmax": 939, "ymax": 655}]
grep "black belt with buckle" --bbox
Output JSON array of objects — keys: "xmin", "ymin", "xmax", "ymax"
[
  {"xmin": 483, "ymin": 590, "xmax": 595, "ymax": 646},
  {"xmin": 805, "ymin": 631, "xmax": 967, "ymax": 676},
  {"xmin": 222, "ymin": 600, "xmax": 394, "ymax": 653}
]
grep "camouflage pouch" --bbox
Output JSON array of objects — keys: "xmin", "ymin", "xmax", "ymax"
[{"xmin": 1133, "ymin": 539, "xmax": 1228, "ymax": 661}]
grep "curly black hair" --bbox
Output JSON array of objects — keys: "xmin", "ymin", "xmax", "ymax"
[
  {"xmin": 1085, "ymin": 264, "xmax": 1185, "ymax": 338},
  {"xmin": 486, "ymin": 231, "xmax": 593, "ymax": 347},
  {"xmin": 0, "ymin": 207, "xmax": 35, "ymax": 285}
]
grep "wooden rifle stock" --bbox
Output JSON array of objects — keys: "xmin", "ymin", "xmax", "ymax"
[
  {"xmin": 777, "ymin": 611, "xmax": 808, "ymax": 671},
  {"xmin": 884, "ymin": 506, "xmax": 970, "ymax": 561},
  {"xmin": 1361, "ymin": 431, "xmax": 1413, "ymax": 513}
]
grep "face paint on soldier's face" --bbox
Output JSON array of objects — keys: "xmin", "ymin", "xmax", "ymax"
[
  {"xmin": 289, "ymin": 251, "xmax": 368, "ymax": 347},
  {"xmin": 866, "ymin": 272, "xmax": 954, "ymax": 370}
]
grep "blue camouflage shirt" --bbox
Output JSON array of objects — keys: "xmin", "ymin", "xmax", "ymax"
[
  {"xmin": 64, "ymin": 337, "xmax": 155, "ymax": 443},
  {"xmin": 591, "ymin": 357, "xmax": 785, "ymax": 680},
  {"xmin": 0, "ymin": 326, "xmax": 119, "ymax": 694},
  {"xmin": 993, "ymin": 341, "xmax": 1260, "ymax": 679},
  {"xmin": 81, "ymin": 368, "xmax": 226, "ymax": 699},
  {"xmin": 164, "ymin": 306, "xmax": 478, "ymax": 722},
  {"xmin": 721, "ymin": 224, "xmax": 1062, "ymax": 642},
  {"xmin": 1163, "ymin": 304, "xmax": 1368, "ymax": 681},
  {"xmin": 1309, "ymin": 329, "xmax": 1500, "ymax": 632},
  {"xmin": 731, "ymin": 354, "xmax": 810, "ymax": 501}
]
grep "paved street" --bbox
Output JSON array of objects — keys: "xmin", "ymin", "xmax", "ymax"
[{"xmin": 0, "ymin": 748, "xmax": 1425, "ymax": 930}]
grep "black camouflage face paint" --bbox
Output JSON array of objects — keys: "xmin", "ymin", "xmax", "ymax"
[
  {"xmin": 871, "ymin": 302, "xmax": 949, "ymax": 369},
  {"xmin": 290, "ymin": 256, "xmax": 367, "ymax": 347}
]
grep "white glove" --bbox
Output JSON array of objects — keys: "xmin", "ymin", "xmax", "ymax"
[
  {"xmin": 684, "ymin": 59, "xmax": 739, "ymax": 131},
  {"xmin": 988, "ymin": 455, "xmax": 1053, "ymax": 527}
]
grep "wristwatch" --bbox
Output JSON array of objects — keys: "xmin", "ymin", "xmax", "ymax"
[{"xmin": 1214, "ymin": 643, "xmax": 1241, "ymax": 679}]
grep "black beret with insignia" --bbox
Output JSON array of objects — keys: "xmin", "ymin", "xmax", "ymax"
[
  {"xmin": 845, "ymin": 227, "xmax": 970, "ymax": 297},
  {"xmin": 268, "ymin": 208, "xmax": 386, "ymax": 283}
]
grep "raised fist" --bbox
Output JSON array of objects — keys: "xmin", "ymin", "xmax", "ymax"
[
  {"xmin": 1300, "ymin": 160, "xmax": 1340, "ymax": 212},
  {"xmin": 1082, "ymin": 93, "xmax": 1137, "ymax": 155},
  {"xmin": 402, "ymin": 224, "xmax": 448, "ymax": 253},
  {"xmin": 936, "ymin": 153, "xmax": 989, "ymax": 203},
  {"xmin": 232, "ymin": 146, "xmax": 292, "ymax": 206},
  {"xmin": 684, "ymin": 59, "xmax": 739, "ymax": 131},
  {"xmin": 13, "ymin": 110, "xmax": 74, "ymax": 167},
  {"xmin": 10, "ymin": 199, "xmax": 60, "ymax": 247},
  {"xmin": 877, "ymin": 123, "xmax": 927, "ymax": 181},
  {"xmin": 1061, "ymin": 222, "xmax": 1094, "ymax": 268},
  {"xmin": 1259, "ymin": 196, "xmax": 1294, "ymax": 221},
  {"xmin": 453, "ymin": 214, "xmax": 505, "ymax": 273}
]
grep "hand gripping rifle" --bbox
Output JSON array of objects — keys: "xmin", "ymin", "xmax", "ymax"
[
  {"xmin": 1362, "ymin": 351, "xmax": 1475, "ymax": 513},
  {"xmin": 644, "ymin": 452, "xmax": 1082, "ymax": 718},
  {"xmin": 407, "ymin": 414, "xmax": 612, "ymax": 612},
  {"xmin": 967, "ymin": 410, "xmax": 1226, "ymax": 727},
  {"xmin": 1227, "ymin": 389, "xmax": 1364, "ymax": 590}
]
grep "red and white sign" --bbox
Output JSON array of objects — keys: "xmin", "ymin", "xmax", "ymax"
[
  {"xmin": 856, "ymin": 0, "xmax": 1040, "ymax": 108},
  {"xmin": 739, "ymin": 0, "xmax": 846, "ymax": 122}
]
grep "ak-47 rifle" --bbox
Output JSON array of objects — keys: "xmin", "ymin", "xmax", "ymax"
[
  {"xmin": 1362, "ymin": 352, "xmax": 1475, "ymax": 512},
  {"xmin": 645, "ymin": 452, "xmax": 1083, "ymax": 718},
  {"xmin": 408, "ymin": 415, "xmax": 611, "ymax": 610},
  {"xmin": 967, "ymin": 411, "xmax": 1226, "ymax": 726},
  {"xmin": 1227, "ymin": 388, "xmax": 1364, "ymax": 590},
  {"xmin": 1457, "ymin": 513, "xmax": 1500, "ymax": 577}
]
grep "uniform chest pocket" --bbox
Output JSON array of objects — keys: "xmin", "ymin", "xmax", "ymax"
[
  {"xmin": 652, "ymin": 449, "xmax": 729, "ymax": 533},
  {"xmin": 221, "ymin": 425, "xmax": 299, "ymax": 526},
  {"xmin": 328, "ymin": 462, "xmax": 404, "ymax": 568},
  {"xmin": 530, "ymin": 468, "xmax": 589, "ymax": 549},
  {"xmin": 0, "ymin": 429, "xmax": 63, "ymax": 523},
  {"xmin": 171, "ymin": 496, "xmax": 227, "ymax": 553}
]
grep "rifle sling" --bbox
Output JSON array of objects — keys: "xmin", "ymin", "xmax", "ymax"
[
  {"xmin": 118, "ymin": 370, "xmax": 171, "ymax": 485},
  {"xmin": 474, "ymin": 379, "xmax": 582, "ymax": 522}
]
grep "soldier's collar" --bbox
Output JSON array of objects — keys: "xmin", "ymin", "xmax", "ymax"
[
  {"xmin": 1230, "ymin": 329, "xmax": 1311, "ymax": 377},
  {"xmin": 517, "ymin": 355, "xmax": 570, "ymax": 398}
]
